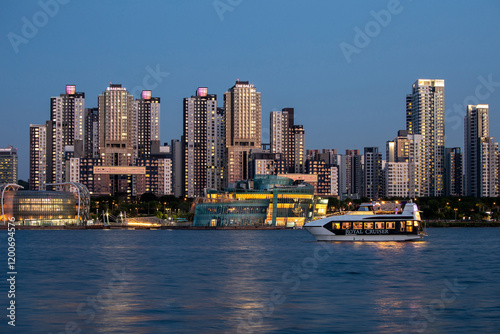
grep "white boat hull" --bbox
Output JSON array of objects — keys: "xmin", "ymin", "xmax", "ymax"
[{"xmin": 304, "ymin": 226, "xmax": 425, "ymax": 242}]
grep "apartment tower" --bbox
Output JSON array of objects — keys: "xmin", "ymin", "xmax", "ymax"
[
  {"xmin": 0, "ymin": 147, "xmax": 18, "ymax": 184},
  {"xmin": 134, "ymin": 90, "xmax": 160, "ymax": 158},
  {"xmin": 464, "ymin": 104, "xmax": 499, "ymax": 197},
  {"xmin": 49, "ymin": 85, "xmax": 85, "ymax": 186},
  {"xmin": 363, "ymin": 147, "xmax": 383, "ymax": 200},
  {"xmin": 29, "ymin": 124, "xmax": 48, "ymax": 190},
  {"xmin": 97, "ymin": 84, "xmax": 135, "ymax": 195},
  {"xmin": 182, "ymin": 87, "xmax": 217, "ymax": 197},
  {"xmin": 445, "ymin": 147, "xmax": 463, "ymax": 196},
  {"xmin": 270, "ymin": 108, "xmax": 305, "ymax": 173},
  {"xmin": 224, "ymin": 80, "xmax": 261, "ymax": 186},
  {"xmin": 406, "ymin": 79, "xmax": 445, "ymax": 197}
]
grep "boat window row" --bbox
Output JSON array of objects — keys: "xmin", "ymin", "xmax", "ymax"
[{"xmin": 331, "ymin": 221, "xmax": 418, "ymax": 231}]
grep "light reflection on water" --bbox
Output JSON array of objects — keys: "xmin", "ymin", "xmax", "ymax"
[{"xmin": 1, "ymin": 229, "xmax": 499, "ymax": 333}]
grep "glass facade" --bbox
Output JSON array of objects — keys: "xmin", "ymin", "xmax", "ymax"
[
  {"xmin": 2, "ymin": 190, "xmax": 83, "ymax": 226},
  {"xmin": 195, "ymin": 175, "xmax": 317, "ymax": 227},
  {"xmin": 193, "ymin": 200, "xmax": 269, "ymax": 227}
]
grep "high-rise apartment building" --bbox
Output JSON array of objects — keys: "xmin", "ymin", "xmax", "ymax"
[
  {"xmin": 135, "ymin": 90, "xmax": 160, "ymax": 158},
  {"xmin": 98, "ymin": 84, "xmax": 135, "ymax": 167},
  {"xmin": 344, "ymin": 149, "xmax": 363, "ymax": 199},
  {"xmin": 478, "ymin": 138, "xmax": 499, "ymax": 197},
  {"xmin": 135, "ymin": 155, "xmax": 172, "ymax": 197},
  {"xmin": 206, "ymin": 107, "xmax": 226, "ymax": 191},
  {"xmin": 29, "ymin": 123, "xmax": 48, "ymax": 190},
  {"xmin": 386, "ymin": 130, "xmax": 410, "ymax": 163},
  {"xmin": 270, "ymin": 110, "xmax": 286, "ymax": 155},
  {"xmin": 407, "ymin": 134, "xmax": 424, "ymax": 198},
  {"xmin": 224, "ymin": 80, "xmax": 261, "ymax": 186},
  {"xmin": 49, "ymin": 85, "xmax": 85, "ymax": 186},
  {"xmin": 319, "ymin": 149, "xmax": 338, "ymax": 165},
  {"xmin": 248, "ymin": 150, "xmax": 285, "ymax": 178},
  {"xmin": 182, "ymin": 87, "xmax": 217, "ymax": 198},
  {"xmin": 84, "ymin": 108, "xmax": 99, "ymax": 159},
  {"xmin": 270, "ymin": 108, "xmax": 305, "ymax": 173},
  {"xmin": 98, "ymin": 84, "xmax": 135, "ymax": 195},
  {"xmin": 306, "ymin": 150, "xmax": 322, "ymax": 161},
  {"xmin": 363, "ymin": 147, "xmax": 383, "ymax": 199},
  {"xmin": 0, "ymin": 147, "xmax": 18, "ymax": 184},
  {"xmin": 329, "ymin": 165, "xmax": 339, "ymax": 198},
  {"xmin": 445, "ymin": 147, "xmax": 463, "ymax": 197},
  {"xmin": 78, "ymin": 157, "xmax": 103, "ymax": 195},
  {"xmin": 293, "ymin": 125, "xmax": 305, "ymax": 173},
  {"xmin": 464, "ymin": 104, "xmax": 499, "ymax": 197},
  {"xmin": 305, "ymin": 159, "xmax": 332, "ymax": 196},
  {"xmin": 385, "ymin": 162, "xmax": 409, "ymax": 198},
  {"xmin": 406, "ymin": 79, "xmax": 445, "ymax": 197},
  {"xmin": 171, "ymin": 139, "xmax": 183, "ymax": 197}
]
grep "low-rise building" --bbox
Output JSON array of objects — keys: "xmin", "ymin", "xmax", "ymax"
[{"xmin": 194, "ymin": 175, "xmax": 317, "ymax": 227}]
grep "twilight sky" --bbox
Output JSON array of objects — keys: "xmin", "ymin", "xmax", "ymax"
[{"xmin": 1, "ymin": 0, "xmax": 499, "ymax": 180}]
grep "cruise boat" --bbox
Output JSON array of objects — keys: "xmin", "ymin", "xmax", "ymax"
[{"xmin": 304, "ymin": 202, "xmax": 426, "ymax": 241}]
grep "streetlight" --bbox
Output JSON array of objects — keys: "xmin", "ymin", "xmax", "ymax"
[{"xmin": 454, "ymin": 208, "xmax": 458, "ymax": 221}]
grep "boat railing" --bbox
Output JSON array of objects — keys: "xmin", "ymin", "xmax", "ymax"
[{"xmin": 345, "ymin": 210, "xmax": 398, "ymax": 216}]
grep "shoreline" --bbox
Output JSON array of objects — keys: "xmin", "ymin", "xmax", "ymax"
[
  {"xmin": 1, "ymin": 221, "xmax": 500, "ymax": 230},
  {"xmin": 424, "ymin": 221, "xmax": 500, "ymax": 228},
  {"xmin": 0, "ymin": 224, "xmax": 292, "ymax": 231}
]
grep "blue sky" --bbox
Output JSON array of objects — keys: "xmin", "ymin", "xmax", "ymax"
[{"xmin": 1, "ymin": 0, "xmax": 499, "ymax": 180}]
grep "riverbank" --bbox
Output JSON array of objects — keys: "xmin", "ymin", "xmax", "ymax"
[
  {"xmin": 2, "ymin": 221, "xmax": 499, "ymax": 230},
  {"xmin": 424, "ymin": 221, "xmax": 500, "ymax": 227},
  {"xmin": 0, "ymin": 224, "xmax": 291, "ymax": 230}
]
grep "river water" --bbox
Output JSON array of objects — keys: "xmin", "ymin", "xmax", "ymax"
[{"xmin": 1, "ymin": 228, "xmax": 500, "ymax": 333}]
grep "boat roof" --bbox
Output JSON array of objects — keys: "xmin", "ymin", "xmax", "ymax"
[{"xmin": 306, "ymin": 202, "xmax": 420, "ymax": 226}]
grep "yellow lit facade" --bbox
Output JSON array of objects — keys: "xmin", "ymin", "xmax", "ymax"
[{"xmin": 196, "ymin": 175, "xmax": 321, "ymax": 227}]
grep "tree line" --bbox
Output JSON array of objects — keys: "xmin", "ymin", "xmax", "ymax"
[{"xmin": 326, "ymin": 196, "xmax": 499, "ymax": 221}]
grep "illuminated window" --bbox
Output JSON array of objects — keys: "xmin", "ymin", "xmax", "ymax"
[
  {"xmin": 386, "ymin": 222, "xmax": 395, "ymax": 229},
  {"xmin": 353, "ymin": 222, "xmax": 363, "ymax": 229},
  {"xmin": 342, "ymin": 222, "xmax": 351, "ymax": 229}
]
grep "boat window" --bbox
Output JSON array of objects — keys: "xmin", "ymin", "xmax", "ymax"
[
  {"xmin": 364, "ymin": 222, "xmax": 374, "ymax": 230},
  {"xmin": 353, "ymin": 222, "xmax": 363, "ymax": 229},
  {"xmin": 375, "ymin": 222, "xmax": 384, "ymax": 229},
  {"xmin": 406, "ymin": 221, "xmax": 413, "ymax": 226},
  {"xmin": 400, "ymin": 222, "xmax": 405, "ymax": 232},
  {"xmin": 415, "ymin": 212, "xmax": 421, "ymax": 220},
  {"xmin": 386, "ymin": 222, "xmax": 395, "ymax": 229},
  {"xmin": 342, "ymin": 222, "xmax": 351, "ymax": 229},
  {"xmin": 407, "ymin": 225, "xmax": 413, "ymax": 232},
  {"xmin": 333, "ymin": 222, "xmax": 341, "ymax": 230},
  {"xmin": 413, "ymin": 221, "xmax": 419, "ymax": 227}
]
